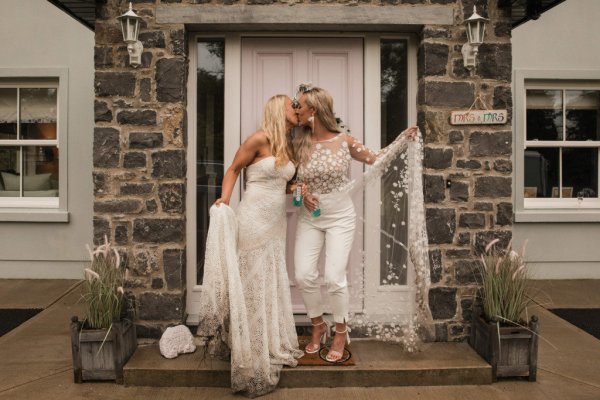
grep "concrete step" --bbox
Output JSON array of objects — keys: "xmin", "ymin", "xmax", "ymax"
[{"xmin": 124, "ymin": 340, "xmax": 492, "ymax": 387}]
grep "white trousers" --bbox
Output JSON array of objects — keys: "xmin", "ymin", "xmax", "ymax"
[{"xmin": 294, "ymin": 193, "xmax": 355, "ymax": 324}]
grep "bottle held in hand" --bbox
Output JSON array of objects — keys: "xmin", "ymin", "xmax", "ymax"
[{"xmin": 293, "ymin": 182, "xmax": 303, "ymax": 207}]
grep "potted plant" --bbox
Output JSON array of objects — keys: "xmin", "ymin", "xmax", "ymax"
[
  {"xmin": 70, "ymin": 237, "xmax": 137, "ymax": 384},
  {"xmin": 469, "ymin": 239, "xmax": 539, "ymax": 381}
]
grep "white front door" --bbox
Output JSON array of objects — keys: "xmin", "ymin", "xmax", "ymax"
[{"xmin": 241, "ymin": 38, "xmax": 364, "ymax": 313}]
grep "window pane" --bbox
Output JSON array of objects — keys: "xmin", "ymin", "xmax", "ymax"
[
  {"xmin": 524, "ymin": 147, "xmax": 559, "ymax": 198},
  {"xmin": 20, "ymin": 88, "xmax": 58, "ymax": 140},
  {"xmin": 0, "ymin": 147, "xmax": 21, "ymax": 197},
  {"xmin": 0, "ymin": 88, "xmax": 18, "ymax": 140},
  {"xmin": 22, "ymin": 146, "xmax": 59, "ymax": 197},
  {"xmin": 563, "ymin": 148, "xmax": 598, "ymax": 198},
  {"xmin": 526, "ymin": 89, "xmax": 563, "ymax": 141},
  {"xmin": 196, "ymin": 39, "xmax": 225, "ymax": 285},
  {"xmin": 566, "ymin": 90, "xmax": 600, "ymax": 141},
  {"xmin": 380, "ymin": 39, "xmax": 408, "ymax": 285}
]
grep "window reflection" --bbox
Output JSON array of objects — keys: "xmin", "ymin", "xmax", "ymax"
[
  {"xmin": 196, "ymin": 39, "xmax": 225, "ymax": 285},
  {"xmin": 526, "ymin": 89, "xmax": 563, "ymax": 141},
  {"xmin": 566, "ymin": 90, "xmax": 600, "ymax": 141}
]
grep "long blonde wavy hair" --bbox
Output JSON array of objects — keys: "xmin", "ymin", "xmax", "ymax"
[
  {"xmin": 292, "ymin": 87, "xmax": 341, "ymax": 166},
  {"xmin": 261, "ymin": 95, "xmax": 294, "ymax": 167}
]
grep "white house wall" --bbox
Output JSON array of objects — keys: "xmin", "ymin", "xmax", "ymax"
[
  {"xmin": 512, "ymin": 0, "xmax": 600, "ymax": 279},
  {"xmin": 0, "ymin": 0, "xmax": 94, "ymax": 278}
]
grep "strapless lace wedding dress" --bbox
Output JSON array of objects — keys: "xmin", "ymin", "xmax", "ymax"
[{"xmin": 197, "ymin": 156, "xmax": 303, "ymax": 398}]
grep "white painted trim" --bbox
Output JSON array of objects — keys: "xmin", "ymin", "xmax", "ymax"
[
  {"xmin": 186, "ymin": 33, "xmax": 418, "ymax": 320},
  {"xmin": 0, "ymin": 260, "xmax": 84, "ymax": 279},
  {"xmin": 186, "ymin": 33, "xmax": 199, "ymax": 316}
]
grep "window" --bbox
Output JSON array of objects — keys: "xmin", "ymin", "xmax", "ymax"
[
  {"xmin": 380, "ymin": 38, "xmax": 408, "ymax": 285},
  {"xmin": 0, "ymin": 80, "xmax": 60, "ymax": 208},
  {"xmin": 195, "ymin": 39, "xmax": 225, "ymax": 285},
  {"xmin": 524, "ymin": 84, "xmax": 600, "ymax": 209}
]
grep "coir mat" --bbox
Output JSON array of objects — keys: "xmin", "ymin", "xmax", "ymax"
[{"xmin": 296, "ymin": 336, "xmax": 355, "ymax": 366}]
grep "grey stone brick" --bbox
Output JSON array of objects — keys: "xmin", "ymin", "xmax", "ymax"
[
  {"xmin": 133, "ymin": 218, "xmax": 185, "ymax": 243},
  {"xmin": 429, "ymin": 287, "xmax": 457, "ymax": 320},
  {"xmin": 95, "ymin": 72, "xmax": 135, "ymax": 97},
  {"xmin": 475, "ymin": 176, "xmax": 511, "ymax": 198},
  {"xmin": 93, "ymin": 127, "xmax": 120, "ymax": 168},
  {"xmin": 424, "ymin": 174, "xmax": 445, "ymax": 203},
  {"xmin": 426, "ymin": 208, "xmax": 456, "ymax": 244}
]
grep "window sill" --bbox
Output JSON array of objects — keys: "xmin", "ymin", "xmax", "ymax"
[
  {"xmin": 0, "ymin": 209, "xmax": 69, "ymax": 222},
  {"xmin": 515, "ymin": 210, "xmax": 600, "ymax": 223}
]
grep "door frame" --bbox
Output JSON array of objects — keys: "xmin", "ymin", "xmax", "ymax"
[{"xmin": 186, "ymin": 32, "xmax": 418, "ymax": 323}]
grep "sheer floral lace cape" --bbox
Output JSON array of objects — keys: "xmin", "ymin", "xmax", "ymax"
[{"xmin": 342, "ymin": 128, "xmax": 434, "ymax": 351}]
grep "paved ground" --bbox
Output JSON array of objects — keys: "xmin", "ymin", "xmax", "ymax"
[{"xmin": 0, "ymin": 279, "xmax": 599, "ymax": 399}]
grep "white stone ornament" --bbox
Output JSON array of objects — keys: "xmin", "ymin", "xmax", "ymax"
[{"xmin": 159, "ymin": 325, "xmax": 197, "ymax": 359}]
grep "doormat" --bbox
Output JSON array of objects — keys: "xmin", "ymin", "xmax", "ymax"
[
  {"xmin": 0, "ymin": 309, "xmax": 43, "ymax": 337},
  {"xmin": 296, "ymin": 336, "xmax": 355, "ymax": 366},
  {"xmin": 549, "ymin": 308, "xmax": 600, "ymax": 340}
]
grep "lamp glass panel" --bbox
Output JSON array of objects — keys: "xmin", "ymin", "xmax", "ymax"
[
  {"xmin": 119, "ymin": 19, "xmax": 127, "ymax": 41},
  {"xmin": 478, "ymin": 21, "xmax": 486, "ymax": 43},
  {"xmin": 127, "ymin": 19, "xmax": 135, "ymax": 41}
]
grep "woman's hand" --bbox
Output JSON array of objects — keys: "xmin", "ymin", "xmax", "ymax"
[
  {"xmin": 404, "ymin": 126, "xmax": 418, "ymax": 140},
  {"xmin": 214, "ymin": 198, "xmax": 228, "ymax": 207},
  {"xmin": 303, "ymin": 193, "xmax": 318, "ymax": 212}
]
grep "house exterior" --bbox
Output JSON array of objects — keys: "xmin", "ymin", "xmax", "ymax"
[
  {"xmin": 512, "ymin": 0, "xmax": 600, "ymax": 279},
  {"xmin": 0, "ymin": 0, "xmax": 94, "ymax": 278},
  {"xmin": 83, "ymin": 0, "xmax": 517, "ymax": 341},
  {"xmin": 8, "ymin": 0, "xmax": 568, "ymax": 343}
]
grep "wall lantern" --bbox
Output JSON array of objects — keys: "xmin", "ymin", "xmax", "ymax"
[
  {"xmin": 461, "ymin": 6, "xmax": 488, "ymax": 69},
  {"xmin": 117, "ymin": 2, "xmax": 143, "ymax": 68}
]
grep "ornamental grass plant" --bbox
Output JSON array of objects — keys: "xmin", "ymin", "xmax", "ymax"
[
  {"xmin": 479, "ymin": 239, "xmax": 532, "ymax": 325},
  {"xmin": 82, "ymin": 236, "xmax": 128, "ymax": 330}
]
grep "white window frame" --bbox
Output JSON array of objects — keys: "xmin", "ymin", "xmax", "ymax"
[
  {"xmin": 514, "ymin": 69, "xmax": 600, "ymax": 222},
  {"xmin": 0, "ymin": 68, "xmax": 68, "ymax": 222}
]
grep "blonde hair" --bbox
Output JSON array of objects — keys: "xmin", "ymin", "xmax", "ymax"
[
  {"xmin": 292, "ymin": 87, "xmax": 341, "ymax": 166},
  {"xmin": 261, "ymin": 95, "xmax": 293, "ymax": 167}
]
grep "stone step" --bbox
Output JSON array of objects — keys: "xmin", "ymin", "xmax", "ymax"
[{"xmin": 124, "ymin": 341, "xmax": 492, "ymax": 387}]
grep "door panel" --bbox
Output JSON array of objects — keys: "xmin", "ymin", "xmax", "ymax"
[{"xmin": 241, "ymin": 38, "xmax": 364, "ymax": 313}]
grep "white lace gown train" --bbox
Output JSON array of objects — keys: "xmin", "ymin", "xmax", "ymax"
[{"xmin": 198, "ymin": 156, "xmax": 303, "ymax": 398}]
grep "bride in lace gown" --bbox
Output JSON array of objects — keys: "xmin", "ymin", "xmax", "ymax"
[{"xmin": 197, "ymin": 94, "xmax": 303, "ymax": 397}]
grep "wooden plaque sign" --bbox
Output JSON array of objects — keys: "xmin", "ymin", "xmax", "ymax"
[{"xmin": 450, "ymin": 109, "xmax": 507, "ymax": 125}]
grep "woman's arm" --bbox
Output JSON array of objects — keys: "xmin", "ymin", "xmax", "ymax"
[
  {"xmin": 346, "ymin": 126, "xmax": 418, "ymax": 165},
  {"xmin": 215, "ymin": 132, "xmax": 268, "ymax": 206}
]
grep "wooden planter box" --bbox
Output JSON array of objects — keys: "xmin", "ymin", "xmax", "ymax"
[
  {"xmin": 70, "ymin": 316, "xmax": 137, "ymax": 384},
  {"xmin": 470, "ymin": 314, "xmax": 539, "ymax": 381}
]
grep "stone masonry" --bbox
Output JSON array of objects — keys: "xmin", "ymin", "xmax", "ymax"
[{"xmin": 94, "ymin": 0, "xmax": 512, "ymax": 340}]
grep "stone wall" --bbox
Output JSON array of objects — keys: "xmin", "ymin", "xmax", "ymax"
[
  {"xmin": 418, "ymin": 0, "xmax": 513, "ymax": 341},
  {"xmin": 94, "ymin": 0, "xmax": 188, "ymax": 337},
  {"xmin": 93, "ymin": 0, "xmax": 513, "ymax": 340}
]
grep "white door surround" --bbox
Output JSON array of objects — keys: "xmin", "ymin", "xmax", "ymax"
[{"xmin": 186, "ymin": 33, "xmax": 418, "ymax": 324}]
